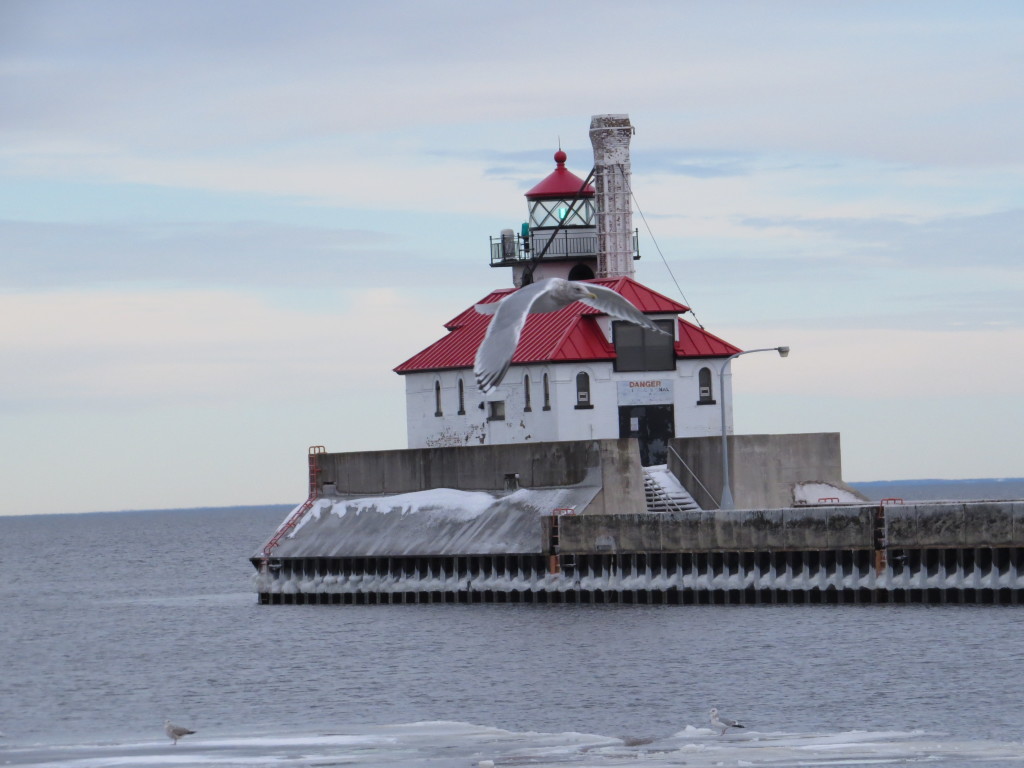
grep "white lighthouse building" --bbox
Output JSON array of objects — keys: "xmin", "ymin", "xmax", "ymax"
[{"xmin": 395, "ymin": 116, "xmax": 742, "ymax": 465}]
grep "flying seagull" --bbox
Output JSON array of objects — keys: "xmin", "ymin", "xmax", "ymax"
[
  {"xmin": 473, "ymin": 277, "xmax": 669, "ymax": 393},
  {"xmin": 709, "ymin": 707, "xmax": 744, "ymax": 735},
  {"xmin": 165, "ymin": 719, "xmax": 196, "ymax": 745}
]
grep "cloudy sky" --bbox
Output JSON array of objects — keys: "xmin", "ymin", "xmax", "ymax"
[{"xmin": 2, "ymin": 1, "xmax": 1022, "ymax": 515}]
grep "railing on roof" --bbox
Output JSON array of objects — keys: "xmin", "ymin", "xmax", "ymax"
[{"xmin": 489, "ymin": 230, "xmax": 639, "ymax": 266}]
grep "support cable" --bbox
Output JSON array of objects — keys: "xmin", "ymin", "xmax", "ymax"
[{"xmin": 618, "ymin": 163, "xmax": 706, "ymax": 330}]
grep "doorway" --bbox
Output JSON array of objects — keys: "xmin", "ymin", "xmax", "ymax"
[{"xmin": 618, "ymin": 404, "xmax": 675, "ymax": 466}]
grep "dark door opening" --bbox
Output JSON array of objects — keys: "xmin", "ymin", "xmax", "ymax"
[{"xmin": 618, "ymin": 404, "xmax": 675, "ymax": 466}]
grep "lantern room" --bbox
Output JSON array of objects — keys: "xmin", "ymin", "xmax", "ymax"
[
  {"xmin": 526, "ymin": 149, "xmax": 595, "ymax": 229},
  {"xmin": 489, "ymin": 149, "xmax": 639, "ymax": 287}
]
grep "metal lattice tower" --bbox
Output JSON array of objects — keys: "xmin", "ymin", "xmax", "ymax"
[{"xmin": 589, "ymin": 114, "xmax": 636, "ymax": 278}]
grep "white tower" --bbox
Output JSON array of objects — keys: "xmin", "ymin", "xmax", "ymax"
[{"xmin": 589, "ymin": 114, "xmax": 636, "ymax": 279}]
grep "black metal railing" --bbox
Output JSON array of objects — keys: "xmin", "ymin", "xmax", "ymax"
[{"xmin": 489, "ymin": 230, "xmax": 639, "ymax": 266}]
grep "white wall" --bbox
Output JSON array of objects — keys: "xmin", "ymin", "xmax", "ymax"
[{"xmin": 403, "ymin": 358, "xmax": 733, "ymax": 449}]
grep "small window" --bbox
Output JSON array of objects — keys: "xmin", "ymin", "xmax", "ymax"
[
  {"xmin": 487, "ymin": 401, "xmax": 506, "ymax": 421},
  {"xmin": 434, "ymin": 381, "xmax": 443, "ymax": 417},
  {"xmin": 457, "ymin": 379, "xmax": 466, "ymax": 415},
  {"xmin": 575, "ymin": 372, "xmax": 593, "ymax": 409},
  {"xmin": 697, "ymin": 367, "xmax": 715, "ymax": 405},
  {"xmin": 543, "ymin": 373, "xmax": 551, "ymax": 411},
  {"xmin": 523, "ymin": 374, "xmax": 532, "ymax": 412}
]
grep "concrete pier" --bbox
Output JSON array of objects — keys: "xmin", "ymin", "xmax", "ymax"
[{"xmin": 252, "ymin": 440, "xmax": 1024, "ymax": 606}]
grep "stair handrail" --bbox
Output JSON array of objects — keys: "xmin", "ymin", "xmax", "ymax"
[
  {"xmin": 641, "ymin": 466, "xmax": 700, "ymax": 513},
  {"xmin": 666, "ymin": 445, "xmax": 720, "ymax": 509},
  {"xmin": 643, "ymin": 470, "xmax": 680, "ymax": 510}
]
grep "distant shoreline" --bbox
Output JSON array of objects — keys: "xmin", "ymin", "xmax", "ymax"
[
  {"xmin": 851, "ymin": 477, "xmax": 1024, "ymax": 502},
  {"xmin": 3, "ymin": 479, "xmax": 1023, "ymax": 517},
  {"xmin": 852, "ymin": 477, "xmax": 1024, "ymax": 485}
]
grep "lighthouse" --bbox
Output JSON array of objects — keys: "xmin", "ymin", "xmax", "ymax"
[
  {"xmin": 395, "ymin": 117, "xmax": 741, "ymax": 464},
  {"xmin": 253, "ymin": 116, "xmax": 883, "ymax": 608}
]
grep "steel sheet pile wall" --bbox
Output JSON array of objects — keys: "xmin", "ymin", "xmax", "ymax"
[{"xmin": 257, "ymin": 500, "xmax": 1024, "ymax": 605}]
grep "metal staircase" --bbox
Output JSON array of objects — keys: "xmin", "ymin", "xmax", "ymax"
[
  {"xmin": 260, "ymin": 445, "xmax": 326, "ymax": 571},
  {"xmin": 642, "ymin": 464, "xmax": 702, "ymax": 513}
]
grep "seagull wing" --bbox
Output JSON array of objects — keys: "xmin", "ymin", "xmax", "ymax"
[
  {"xmin": 473, "ymin": 281, "xmax": 553, "ymax": 393},
  {"xmin": 578, "ymin": 283, "xmax": 670, "ymax": 335}
]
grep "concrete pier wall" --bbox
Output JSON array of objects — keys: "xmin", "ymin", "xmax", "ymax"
[
  {"xmin": 254, "ymin": 439, "xmax": 649, "ymax": 563},
  {"xmin": 557, "ymin": 501, "xmax": 1024, "ymax": 553},
  {"xmin": 315, "ymin": 438, "xmax": 647, "ymax": 516},
  {"xmin": 886, "ymin": 502, "xmax": 1024, "ymax": 548},
  {"xmin": 669, "ymin": 433, "xmax": 855, "ymax": 510}
]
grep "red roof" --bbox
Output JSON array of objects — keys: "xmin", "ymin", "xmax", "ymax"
[
  {"xmin": 394, "ymin": 278, "xmax": 740, "ymax": 375},
  {"xmin": 525, "ymin": 150, "xmax": 595, "ymax": 199}
]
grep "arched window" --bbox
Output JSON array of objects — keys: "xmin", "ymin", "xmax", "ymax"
[
  {"xmin": 567, "ymin": 263, "xmax": 595, "ymax": 281},
  {"xmin": 457, "ymin": 379, "xmax": 466, "ymax": 415},
  {"xmin": 697, "ymin": 367, "xmax": 715, "ymax": 405},
  {"xmin": 575, "ymin": 372, "xmax": 592, "ymax": 409},
  {"xmin": 434, "ymin": 381, "xmax": 443, "ymax": 417},
  {"xmin": 543, "ymin": 373, "xmax": 551, "ymax": 411},
  {"xmin": 523, "ymin": 374, "xmax": 532, "ymax": 412}
]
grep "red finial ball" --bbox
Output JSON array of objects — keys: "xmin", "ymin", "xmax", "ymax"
[{"xmin": 554, "ymin": 149, "xmax": 567, "ymax": 165}]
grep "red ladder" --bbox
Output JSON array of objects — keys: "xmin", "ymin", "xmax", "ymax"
[{"xmin": 260, "ymin": 446, "xmax": 326, "ymax": 571}]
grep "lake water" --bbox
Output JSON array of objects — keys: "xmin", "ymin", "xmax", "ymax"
[{"xmin": 2, "ymin": 488, "xmax": 1024, "ymax": 767}]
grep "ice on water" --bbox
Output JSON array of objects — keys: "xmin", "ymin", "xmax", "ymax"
[
  {"xmin": 8, "ymin": 507, "xmax": 1024, "ymax": 768},
  {"xmin": 5, "ymin": 720, "xmax": 1023, "ymax": 768}
]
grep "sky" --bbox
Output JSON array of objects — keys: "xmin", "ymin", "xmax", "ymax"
[{"xmin": 2, "ymin": 1, "xmax": 1022, "ymax": 515}]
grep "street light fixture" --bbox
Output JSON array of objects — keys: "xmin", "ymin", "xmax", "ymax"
[{"xmin": 718, "ymin": 346, "xmax": 790, "ymax": 510}]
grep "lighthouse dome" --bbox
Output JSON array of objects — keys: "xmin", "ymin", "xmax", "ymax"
[{"xmin": 525, "ymin": 150, "xmax": 595, "ymax": 200}]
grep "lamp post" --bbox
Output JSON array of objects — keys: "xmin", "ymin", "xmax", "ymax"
[{"xmin": 718, "ymin": 346, "xmax": 790, "ymax": 510}]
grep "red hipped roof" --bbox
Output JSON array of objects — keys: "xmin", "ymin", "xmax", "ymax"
[{"xmin": 394, "ymin": 277, "xmax": 740, "ymax": 375}]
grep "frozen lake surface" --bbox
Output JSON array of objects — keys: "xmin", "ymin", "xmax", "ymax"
[
  {"xmin": 2, "ymin": 503, "xmax": 1023, "ymax": 767},
  {"xmin": 7, "ymin": 720, "xmax": 1024, "ymax": 767}
]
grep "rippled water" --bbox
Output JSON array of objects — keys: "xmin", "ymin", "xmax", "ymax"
[{"xmin": 2, "ymin": 505, "xmax": 1023, "ymax": 767}]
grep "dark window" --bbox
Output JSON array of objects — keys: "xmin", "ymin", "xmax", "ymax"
[
  {"xmin": 434, "ymin": 381, "xmax": 443, "ymax": 417},
  {"xmin": 567, "ymin": 263, "xmax": 595, "ymax": 281},
  {"xmin": 543, "ymin": 373, "xmax": 551, "ymax": 410},
  {"xmin": 523, "ymin": 375, "xmax": 532, "ymax": 412},
  {"xmin": 697, "ymin": 367, "xmax": 715, "ymax": 405},
  {"xmin": 613, "ymin": 320, "xmax": 675, "ymax": 372},
  {"xmin": 457, "ymin": 379, "xmax": 466, "ymax": 414},
  {"xmin": 487, "ymin": 401, "xmax": 506, "ymax": 421},
  {"xmin": 575, "ymin": 372, "xmax": 593, "ymax": 409}
]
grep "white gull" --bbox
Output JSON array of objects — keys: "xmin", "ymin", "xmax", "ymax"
[
  {"xmin": 473, "ymin": 277, "xmax": 668, "ymax": 393},
  {"xmin": 164, "ymin": 719, "xmax": 196, "ymax": 745},
  {"xmin": 709, "ymin": 707, "xmax": 745, "ymax": 735}
]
